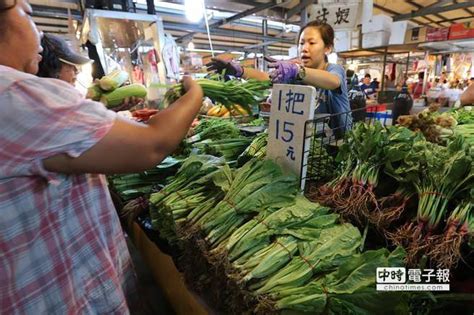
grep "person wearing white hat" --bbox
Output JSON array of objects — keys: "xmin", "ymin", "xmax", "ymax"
[{"xmin": 38, "ymin": 33, "xmax": 92, "ymax": 85}]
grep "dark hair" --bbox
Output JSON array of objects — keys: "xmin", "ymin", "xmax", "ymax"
[
  {"xmin": 364, "ymin": 73, "xmax": 371, "ymax": 79},
  {"xmin": 346, "ymin": 69, "xmax": 354, "ymax": 78},
  {"xmin": 418, "ymin": 72, "xmax": 424, "ymax": 79},
  {"xmin": 37, "ymin": 34, "xmax": 63, "ymax": 78},
  {"xmin": 0, "ymin": 0, "xmax": 15, "ymax": 38},
  {"xmin": 297, "ymin": 20, "xmax": 335, "ymax": 50}
]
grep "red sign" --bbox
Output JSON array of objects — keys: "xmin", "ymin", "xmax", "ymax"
[
  {"xmin": 449, "ymin": 22, "xmax": 474, "ymax": 40},
  {"xmin": 426, "ymin": 27, "xmax": 449, "ymax": 41}
]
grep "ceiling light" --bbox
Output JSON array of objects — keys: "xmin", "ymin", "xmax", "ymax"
[{"xmin": 185, "ymin": 0, "xmax": 204, "ymax": 23}]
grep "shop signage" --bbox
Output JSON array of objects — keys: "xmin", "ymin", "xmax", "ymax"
[
  {"xmin": 307, "ymin": 1, "xmax": 360, "ymax": 30},
  {"xmin": 267, "ymin": 84, "xmax": 316, "ymax": 190}
]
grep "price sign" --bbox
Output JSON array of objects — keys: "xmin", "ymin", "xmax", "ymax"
[{"xmin": 267, "ymin": 84, "xmax": 316, "ymax": 190}]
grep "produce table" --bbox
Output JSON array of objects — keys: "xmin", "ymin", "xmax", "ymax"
[{"xmin": 128, "ymin": 220, "xmax": 212, "ymax": 315}]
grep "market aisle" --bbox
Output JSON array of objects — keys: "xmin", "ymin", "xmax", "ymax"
[{"xmin": 126, "ymin": 236, "xmax": 175, "ymax": 315}]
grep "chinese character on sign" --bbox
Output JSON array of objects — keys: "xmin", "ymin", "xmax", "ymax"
[
  {"xmin": 378, "ymin": 269, "xmax": 390, "ymax": 282},
  {"xmin": 335, "ymin": 7, "xmax": 350, "ymax": 25},
  {"xmin": 422, "ymin": 269, "xmax": 435, "ymax": 283},
  {"xmin": 316, "ymin": 7, "xmax": 329, "ymax": 23},
  {"xmin": 436, "ymin": 269, "xmax": 450, "ymax": 283},
  {"xmin": 408, "ymin": 269, "xmax": 422, "ymax": 283},
  {"xmin": 286, "ymin": 146, "xmax": 295, "ymax": 161},
  {"xmin": 280, "ymin": 90, "xmax": 305, "ymax": 115}
]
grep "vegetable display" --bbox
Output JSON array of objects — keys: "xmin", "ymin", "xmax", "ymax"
[
  {"xmin": 145, "ymin": 156, "xmax": 412, "ymax": 314},
  {"xmin": 163, "ymin": 77, "xmax": 271, "ymax": 114}
]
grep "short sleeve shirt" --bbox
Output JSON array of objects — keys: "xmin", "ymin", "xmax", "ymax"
[
  {"xmin": 0, "ymin": 66, "xmax": 135, "ymax": 314},
  {"xmin": 315, "ymin": 63, "xmax": 352, "ymax": 131}
]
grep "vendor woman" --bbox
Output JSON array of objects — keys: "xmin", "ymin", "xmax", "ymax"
[{"xmin": 206, "ymin": 20, "xmax": 352, "ymax": 131}]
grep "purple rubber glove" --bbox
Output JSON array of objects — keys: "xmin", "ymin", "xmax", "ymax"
[
  {"xmin": 268, "ymin": 60, "xmax": 299, "ymax": 84},
  {"xmin": 206, "ymin": 58, "xmax": 243, "ymax": 77}
]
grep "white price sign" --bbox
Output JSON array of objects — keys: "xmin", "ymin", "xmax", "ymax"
[{"xmin": 267, "ymin": 84, "xmax": 316, "ymax": 190}]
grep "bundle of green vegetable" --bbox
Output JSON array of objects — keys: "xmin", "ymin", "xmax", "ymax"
[
  {"xmin": 427, "ymin": 202, "xmax": 473, "ymax": 268},
  {"xmin": 455, "ymin": 123, "xmax": 474, "ymax": 155},
  {"xmin": 272, "ymin": 247, "xmax": 408, "ymax": 314},
  {"xmin": 196, "ymin": 159, "xmax": 299, "ymax": 246},
  {"xmin": 451, "ymin": 106, "xmax": 474, "ymax": 125},
  {"xmin": 175, "ymin": 118, "xmax": 242, "ymax": 159},
  {"xmin": 314, "ymin": 123, "xmax": 390, "ymax": 223},
  {"xmin": 387, "ymin": 136, "xmax": 473, "ymax": 266},
  {"xmin": 149, "ymin": 155, "xmax": 225, "ymax": 231},
  {"xmin": 163, "ymin": 77, "xmax": 271, "ymax": 113},
  {"xmin": 236, "ymin": 132, "xmax": 268, "ymax": 166},
  {"xmin": 108, "ymin": 156, "xmax": 182, "ymax": 200},
  {"xmin": 193, "ymin": 137, "xmax": 251, "ymax": 161}
]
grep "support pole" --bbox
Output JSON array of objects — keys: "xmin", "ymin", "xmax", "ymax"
[
  {"xmin": 422, "ymin": 50, "xmax": 429, "ymax": 97},
  {"xmin": 262, "ymin": 18, "xmax": 268, "ymax": 71},
  {"xmin": 405, "ymin": 51, "xmax": 410, "ymax": 78},
  {"xmin": 381, "ymin": 46, "xmax": 388, "ymax": 93}
]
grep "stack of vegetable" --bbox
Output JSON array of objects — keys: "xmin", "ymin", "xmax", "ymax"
[
  {"xmin": 86, "ymin": 70, "xmax": 147, "ymax": 109},
  {"xmin": 176, "ymin": 118, "xmax": 252, "ymax": 161},
  {"xmin": 147, "ymin": 156, "xmax": 412, "ymax": 314},
  {"xmin": 108, "ymin": 156, "xmax": 182, "ymax": 201},
  {"xmin": 237, "ymin": 132, "xmax": 268, "ymax": 166},
  {"xmin": 309, "ymin": 120, "xmax": 474, "ymax": 269},
  {"xmin": 163, "ymin": 76, "xmax": 271, "ymax": 114}
]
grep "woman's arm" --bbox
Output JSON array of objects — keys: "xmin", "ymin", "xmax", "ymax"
[
  {"xmin": 43, "ymin": 77, "xmax": 204, "ymax": 174},
  {"xmin": 301, "ymin": 67, "xmax": 341, "ymax": 90},
  {"xmin": 242, "ymin": 67, "xmax": 270, "ymax": 81}
]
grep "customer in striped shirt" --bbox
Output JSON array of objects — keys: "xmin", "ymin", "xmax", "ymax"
[{"xmin": 0, "ymin": 0, "xmax": 203, "ymax": 313}]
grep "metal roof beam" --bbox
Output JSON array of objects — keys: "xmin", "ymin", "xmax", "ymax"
[
  {"xmin": 393, "ymin": 2, "xmax": 474, "ymax": 21},
  {"xmin": 373, "ymin": 4, "xmax": 430, "ymax": 27},
  {"xmin": 31, "ymin": 5, "xmax": 82, "ymax": 20},
  {"xmin": 176, "ymin": 0, "xmax": 283, "ymax": 42},
  {"xmin": 453, "ymin": 0, "xmax": 474, "ymax": 17},
  {"xmin": 192, "ymin": 43, "xmax": 285, "ymax": 55},
  {"xmin": 404, "ymin": 0, "xmax": 447, "ymax": 27},
  {"xmin": 163, "ymin": 21, "xmax": 295, "ymax": 44}
]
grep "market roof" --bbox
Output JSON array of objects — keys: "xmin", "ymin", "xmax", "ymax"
[{"xmin": 31, "ymin": 0, "xmax": 474, "ymax": 55}]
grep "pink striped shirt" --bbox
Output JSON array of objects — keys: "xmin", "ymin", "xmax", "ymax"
[{"xmin": 0, "ymin": 65, "xmax": 135, "ymax": 314}]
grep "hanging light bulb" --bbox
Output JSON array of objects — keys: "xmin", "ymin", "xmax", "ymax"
[{"xmin": 185, "ymin": 0, "xmax": 204, "ymax": 23}]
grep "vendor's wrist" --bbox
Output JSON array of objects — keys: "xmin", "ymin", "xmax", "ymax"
[{"xmin": 296, "ymin": 64, "xmax": 306, "ymax": 81}]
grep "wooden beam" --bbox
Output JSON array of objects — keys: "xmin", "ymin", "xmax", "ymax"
[{"xmin": 393, "ymin": 2, "xmax": 474, "ymax": 21}]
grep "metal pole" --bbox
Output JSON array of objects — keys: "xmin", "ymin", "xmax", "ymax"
[
  {"xmin": 422, "ymin": 50, "xmax": 429, "ymax": 97},
  {"xmin": 262, "ymin": 18, "xmax": 268, "ymax": 71},
  {"xmin": 405, "ymin": 51, "xmax": 410, "ymax": 77},
  {"xmin": 202, "ymin": 0, "xmax": 214, "ymax": 57},
  {"xmin": 381, "ymin": 47, "xmax": 388, "ymax": 93},
  {"xmin": 146, "ymin": 0, "xmax": 155, "ymax": 15}
]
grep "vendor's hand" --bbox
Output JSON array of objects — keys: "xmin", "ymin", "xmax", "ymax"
[
  {"xmin": 205, "ymin": 57, "xmax": 243, "ymax": 78},
  {"xmin": 267, "ymin": 60, "xmax": 299, "ymax": 84}
]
